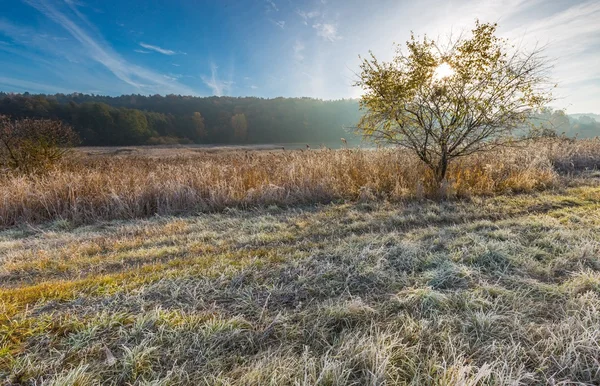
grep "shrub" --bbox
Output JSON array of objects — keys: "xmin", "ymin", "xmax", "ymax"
[{"xmin": 0, "ymin": 115, "xmax": 78, "ymax": 174}]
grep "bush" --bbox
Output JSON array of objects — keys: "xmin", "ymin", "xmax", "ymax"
[{"xmin": 0, "ymin": 115, "xmax": 78, "ymax": 174}]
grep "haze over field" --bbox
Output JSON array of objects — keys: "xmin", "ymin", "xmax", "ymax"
[{"xmin": 0, "ymin": 0, "xmax": 599, "ymax": 114}]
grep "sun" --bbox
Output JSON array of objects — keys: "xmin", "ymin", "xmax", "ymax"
[{"xmin": 433, "ymin": 62, "xmax": 455, "ymax": 81}]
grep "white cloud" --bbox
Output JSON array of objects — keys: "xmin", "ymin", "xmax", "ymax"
[
  {"xmin": 312, "ymin": 23, "xmax": 341, "ymax": 42},
  {"xmin": 139, "ymin": 42, "xmax": 176, "ymax": 55},
  {"xmin": 266, "ymin": 0, "xmax": 278, "ymax": 12},
  {"xmin": 21, "ymin": 0, "xmax": 195, "ymax": 95},
  {"xmin": 201, "ymin": 62, "xmax": 233, "ymax": 96},
  {"xmin": 4, "ymin": 0, "xmax": 598, "ymax": 113},
  {"xmin": 296, "ymin": 10, "xmax": 319, "ymax": 25},
  {"xmin": 500, "ymin": 1, "xmax": 600, "ymax": 111},
  {"xmin": 285, "ymin": 0, "xmax": 600, "ymax": 112}
]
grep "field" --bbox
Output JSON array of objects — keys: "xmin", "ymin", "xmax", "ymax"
[
  {"xmin": 1, "ymin": 141, "xmax": 600, "ymax": 384},
  {"xmin": 3, "ymin": 139, "xmax": 600, "ymax": 228}
]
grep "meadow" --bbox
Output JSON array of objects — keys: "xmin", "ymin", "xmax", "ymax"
[
  {"xmin": 2, "ymin": 139, "xmax": 600, "ymax": 228},
  {"xmin": 1, "ymin": 139, "xmax": 600, "ymax": 384}
]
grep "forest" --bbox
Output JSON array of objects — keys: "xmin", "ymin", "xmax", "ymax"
[
  {"xmin": 1, "ymin": 92, "xmax": 598, "ymax": 147},
  {"xmin": 0, "ymin": 93, "xmax": 362, "ymax": 146}
]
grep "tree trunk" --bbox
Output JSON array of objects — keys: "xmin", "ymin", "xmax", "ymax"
[{"xmin": 435, "ymin": 157, "xmax": 449, "ymax": 185}]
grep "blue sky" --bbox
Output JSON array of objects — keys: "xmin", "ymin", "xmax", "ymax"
[{"xmin": 0, "ymin": 0, "xmax": 599, "ymax": 113}]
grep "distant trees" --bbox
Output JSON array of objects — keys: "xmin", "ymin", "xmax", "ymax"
[
  {"xmin": 69, "ymin": 102, "xmax": 154, "ymax": 145},
  {"xmin": 531, "ymin": 108, "xmax": 600, "ymax": 138},
  {"xmin": 0, "ymin": 115, "xmax": 78, "ymax": 174},
  {"xmin": 231, "ymin": 113, "xmax": 248, "ymax": 142},
  {"xmin": 146, "ymin": 111, "xmax": 173, "ymax": 137},
  {"xmin": 356, "ymin": 21, "xmax": 553, "ymax": 185},
  {"xmin": 115, "ymin": 108, "xmax": 151, "ymax": 144},
  {"xmin": 0, "ymin": 89, "xmax": 594, "ymax": 151},
  {"xmin": 568, "ymin": 115, "xmax": 600, "ymax": 138},
  {"xmin": 0, "ymin": 93, "xmax": 362, "ymax": 146},
  {"xmin": 192, "ymin": 112, "xmax": 207, "ymax": 140},
  {"xmin": 532, "ymin": 108, "xmax": 570, "ymax": 137}
]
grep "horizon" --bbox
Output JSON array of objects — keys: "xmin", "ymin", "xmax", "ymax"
[
  {"xmin": 1, "ymin": 0, "xmax": 599, "ymax": 114},
  {"xmin": 2, "ymin": 92, "xmax": 599, "ymax": 117}
]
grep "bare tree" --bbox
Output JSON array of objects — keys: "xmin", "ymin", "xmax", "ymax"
[{"xmin": 355, "ymin": 21, "xmax": 554, "ymax": 185}]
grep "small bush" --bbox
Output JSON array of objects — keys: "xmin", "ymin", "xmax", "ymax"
[{"xmin": 0, "ymin": 115, "xmax": 78, "ymax": 174}]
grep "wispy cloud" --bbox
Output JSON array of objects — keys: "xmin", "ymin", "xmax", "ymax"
[
  {"xmin": 21, "ymin": 0, "xmax": 195, "ymax": 95},
  {"xmin": 296, "ymin": 10, "xmax": 319, "ymax": 25},
  {"xmin": 272, "ymin": 20, "xmax": 285, "ymax": 29},
  {"xmin": 503, "ymin": 1, "xmax": 600, "ymax": 111},
  {"xmin": 0, "ymin": 76, "xmax": 74, "ymax": 94},
  {"xmin": 0, "ymin": 18, "xmax": 81, "ymax": 64},
  {"xmin": 64, "ymin": 0, "xmax": 85, "ymax": 7},
  {"xmin": 266, "ymin": 0, "xmax": 278, "ymax": 12},
  {"xmin": 139, "ymin": 42, "xmax": 176, "ymax": 55},
  {"xmin": 506, "ymin": 1, "xmax": 600, "ymax": 53},
  {"xmin": 313, "ymin": 23, "xmax": 341, "ymax": 42},
  {"xmin": 201, "ymin": 62, "xmax": 232, "ymax": 96},
  {"xmin": 134, "ymin": 49, "xmax": 150, "ymax": 54}
]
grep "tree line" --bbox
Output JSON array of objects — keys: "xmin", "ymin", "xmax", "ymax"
[
  {"xmin": 0, "ymin": 93, "xmax": 362, "ymax": 146},
  {"xmin": 0, "ymin": 92, "xmax": 596, "ymax": 147}
]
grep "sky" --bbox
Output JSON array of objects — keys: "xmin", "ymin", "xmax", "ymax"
[{"xmin": 0, "ymin": 0, "xmax": 599, "ymax": 113}]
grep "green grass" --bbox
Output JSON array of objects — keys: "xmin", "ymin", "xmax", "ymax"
[{"xmin": 1, "ymin": 186, "xmax": 600, "ymax": 384}]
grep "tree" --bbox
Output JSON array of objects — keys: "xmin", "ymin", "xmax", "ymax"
[
  {"xmin": 192, "ymin": 112, "xmax": 207, "ymax": 140},
  {"xmin": 549, "ymin": 110, "xmax": 571, "ymax": 136},
  {"xmin": 231, "ymin": 113, "xmax": 248, "ymax": 142},
  {"xmin": 74, "ymin": 102, "xmax": 114, "ymax": 145},
  {"xmin": 355, "ymin": 21, "xmax": 553, "ymax": 185},
  {"xmin": 0, "ymin": 115, "xmax": 79, "ymax": 174},
  {"xmin": 146, "ymin": 111, "xmax": 173, "ymax": 137},
  {"xmin": 532, "ymin": 108, "xmax": 570, "ymax": 137},
  {"xmin": 114, "ymin": 108, "xmax": 151, "ymax": 145}
]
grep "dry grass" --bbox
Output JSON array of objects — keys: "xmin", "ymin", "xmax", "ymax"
[
  {"xmin": 1, "ymin": 139, "xmax": 600, "ymax": 384},
  {"xmin": 4, "ymin": 138, "xmax": 597, "ymax": 228}
]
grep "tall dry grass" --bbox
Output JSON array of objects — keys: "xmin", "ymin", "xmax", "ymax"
[{"xmin": 1, "ymin": 139, "xmax": 598, "ymax": 227}]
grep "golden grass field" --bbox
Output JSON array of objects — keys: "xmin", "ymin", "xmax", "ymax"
[
  {"xmin": 3, "ymin": 138, "xmax": 600, "ymax": 228},
  {"xmin": 1, "ymin": 139, "xmax": 600, "ymax": 384}
]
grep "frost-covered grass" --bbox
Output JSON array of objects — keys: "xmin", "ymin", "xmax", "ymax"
[{"xmin": 1, "ymin": 183, "xmax": 600, "ymax": 384}]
